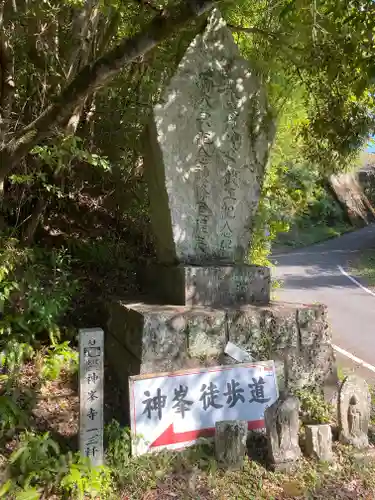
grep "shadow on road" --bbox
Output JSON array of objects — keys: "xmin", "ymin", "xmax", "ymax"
[
  {"xmin": 277, "ymin": 272, "xmax": 362, "ymax": 291},
  {"xmin": 271, "ymin": 247, "xmax": 365, "ymax": 291},
  {"xmin": 271, "ymin": 224, "xmax": 375, "ymax": 371}
]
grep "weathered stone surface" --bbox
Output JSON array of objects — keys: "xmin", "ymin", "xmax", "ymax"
[
  {"xmin": 107, "ymin": 302, "xmax": 189, "ymax": 374},
  {"xmin": 226, "ymin": 302, "xmax": 336, "ymax": 394},
  {"xmin": 107, "ymin": 301, "xmax": 227, "ymax": 373},
  {"xmin": 185, "ymin": 264, "xmax": 270, "ymax": 306},
  {"xmin": 339, "ymin": 375, "xmax": 371, "ymax": 449},
  {"xmin": 227, "ymin": 303, "xmax": 299, "ymax": 360},
  {"xmin": 305, "ymin": 424, "xmax": 333, "ymax": 462},
  {"xmin": 322, "ymin": 364, "xmax": 340, "ymax": 407},
  {"xmin": 185, "ymin": 307, "xmax": 226, "ymax": 358},
  {"xmin": 226, "ymin": 302, "xmax": 335, "ymax": 393},
  {"xmin": 225, "ymin": 305, "xmax": 262, "ymax": 353},
  {"xmin": 274, "ymin": 360, "xmax": 286, "ymax": 393},
  {"xmin": 297, "ymin": 305, "xmax": 330, "ymax": 346},
  {"xmin": 284, "ymin": 343, "xmax": 336, "ymax": 391},
  {"xmin": 107, "ymin": 299, "xmax": 336, "ymax": 405},
  {"xmin": 262, "ymin": 307, "xmax": 300, "ymax": 350},
  {"xmin": 139, "ymin": 263, "xmax": 270, "ymax": 306},
  {"xmin": 215, "ymin": 420, "xmax": 247, "ymax": 470},
  {"xmin": 144, "ymin": 9, "xmax": 274, "ymax": 265},
  {"xmin": 265, "ymin": 394, "xmax": 301, "ymax": 471},
  {"xmin": 106, "ymin": 330, "xmax": 140, "ymax": 385}
]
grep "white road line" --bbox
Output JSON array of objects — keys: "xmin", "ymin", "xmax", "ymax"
[
  {"xmin": 337, "ymin": 264, "xmax": 375, "ymax": 297},
  {"xmin": 335, "ymin": 265, "xmax": 375, "ymax": 371},
  {"xmin": 332, "ymin": 344, "xmax": 375, "ymax": 374}
]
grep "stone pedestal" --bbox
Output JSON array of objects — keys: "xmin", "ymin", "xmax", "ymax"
[
  {"xmin": 106, "ymin": 300, "xmax": 336, "ymax": 400},
  {"xmin": 105, "ymin": 10, "xmax": 337, "ymax": 430},
  {"xmin": 107, "ymin": 302, "xmax": 227, "ymax": 375},
  {"xmin": 139, "ymin": 263, "xmax": 270, "ymax": 306},
  {"xmin": 226, "ymin": 302, "xmax": 336, "ymax": 393}
]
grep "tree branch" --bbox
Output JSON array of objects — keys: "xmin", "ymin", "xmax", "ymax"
[
  {"xmin": 0, "ymin": 0, "xmax": 215, "ymax": 181},
  {"xmin": 66, "ymin": 1, "xmax": 102, "ymax": 134},
  {"xmin": 96, "ymin": 10, "xmax": 121, "ymax": 56},
  {"xmin": 67, "ymin": 0, "xmax": 101, "ymax": 82}
]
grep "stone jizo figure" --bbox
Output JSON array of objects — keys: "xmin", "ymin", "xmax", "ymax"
[
  {"xmin": 265, "ymin": 394, "xmax": 301, "ymax": 471},
  {"xmin": 348, "ymin": 395, "xmax": 362, "ymax": 435},
  {"xmin": 339, "ymin": 375, "xmax": 370, "ymax": 449}
]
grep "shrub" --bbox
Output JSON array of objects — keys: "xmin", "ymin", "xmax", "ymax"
[
  {"xmin": 294, "ymin": 388, "xmax": 333, "ymax": 425},
  {"xmin": 40, "ymin": 340, "xmax": 78, "ymax": 381},
  {"xmin": 60, "ymin": 456, "xmax": 113, "ymax": 499},
  {"xmin": 0, "ymin": 240, "xmax": 78, "ymax": 368}
]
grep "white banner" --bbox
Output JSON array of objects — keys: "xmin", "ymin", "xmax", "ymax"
[{"xmin": 129, "ymin": 361, "xmax": 278, "ymax": 455}]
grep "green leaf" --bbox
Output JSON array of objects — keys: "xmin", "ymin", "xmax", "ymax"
[
  {"xmin": 279, "ymin": 0, "xmax": 296, "ymax": 19},
  {"xmin": 0, "ymin": 480, "xmax": 12, "ymax": 498},
  {"xmin": 9, "ymin": 445, "xmax": 27, "ymax": 464},
  {"xmin": 48, "ymin": 439, "xmax": 60, "ymax": 455},
  {"xmin": 15, "ymin": 488, "xmax": 41, "ymax": 500}
]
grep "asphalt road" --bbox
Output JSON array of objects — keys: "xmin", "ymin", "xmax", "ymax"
[{"xmin": 271, "ymin": 224, "xmax": 375, "ymax": 378}]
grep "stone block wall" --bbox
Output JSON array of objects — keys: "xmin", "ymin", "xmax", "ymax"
[{"xmin": 107, "ymin": 300, "xmax": 337, "ymax": 401}]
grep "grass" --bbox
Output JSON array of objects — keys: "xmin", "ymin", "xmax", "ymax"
[
  {"xmin": 106, "ymin": 387, "xmax": 375, "ymax": 499},
  {"xmin": 102, "ymin": 437, "xmax": 375, "ymax": 499},
  {"xmin": 2, "ymin": 359, "xmax": 375, "ymax": 498},
  {"xmin": 112, "ymin": 441, "xmax": 375, "ymax": 499},
  {"xmin": 348, "ymin": 247, "xmax": 375, "ymax": 288},
  {"xmin": 275, "ymin": 222, "xmax": 353, "ymax": 250}
]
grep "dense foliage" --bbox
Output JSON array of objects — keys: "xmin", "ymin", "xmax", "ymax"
[
  {"xmin": 0, "ymin": 0, "xmax": 374, "ymax": 245},
  {"xmin": 0, "ymin": 0, "xmax": 374, "ymax": 495}
]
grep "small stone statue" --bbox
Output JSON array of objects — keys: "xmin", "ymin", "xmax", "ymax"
[
  {"xmin": 215, "ymin": 420, "xmax": 247, "ymax": 470},
  {"xmin": 305, "ymin": 424, "xmax": 333, "ymax": 462},
  {"xmin": 265, "ymin": 394, "xmax": 301, "ymax": 471},
  {"xmin": 339, "ymin": 375, "xmax": 370, "ymax": 449}
]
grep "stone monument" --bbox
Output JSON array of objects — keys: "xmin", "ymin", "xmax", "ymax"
[
  {"xmin": 264, "ymin": 394, "xmax": 301, "ymax": 471},
  {"xmin": 338, "ymin": 375, "xmax": 371, "ymax": 449},
  {"xmin": 106, "ymin": 9, "xmax": 337, "ymax": 411},
  {"xmin": 142, "ymin": 8, "xmax": 274, "ymax": 306},
  {"xmin": 305, "ymin": 424, "xmax": 333, "ymax": 462}
]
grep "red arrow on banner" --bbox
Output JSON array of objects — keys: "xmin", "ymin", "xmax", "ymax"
[
  {"xmin": 151, "ymin": 425, "xmax": 215, "ymax": 448},
  {"xmin": 150, "ymin": 419, "xmax": 265, "ymax": 448}
]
